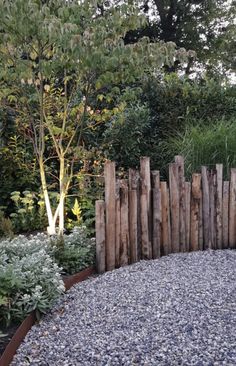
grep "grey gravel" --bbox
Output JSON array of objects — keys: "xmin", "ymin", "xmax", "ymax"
[{"xmin": 12, "ymin": 250, "xmax": 236, "ymax": 366}]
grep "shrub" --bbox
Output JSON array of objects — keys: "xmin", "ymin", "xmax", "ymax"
[
  {"xmin": 54, "ymin": 226, "xmax": 96, "ymax": 275},
  {"xmin": 142, "ymin": 75, "xmax": 236, "ymax": 138},
  {"xmin": 9, "ymin": 190, "xmax": 47, "ymax": 234},
  {"xmin": 0, "ymin": 211, "xmax": 14, "ymax": 238},
  {"xmin": 160, "ymin": 118, "xmax": 236, "ymax": 178},
  {"xmin": 103, "ymin": 103, "xmax": 152, "ymax": 169},
  {"xmin": 0, "ymin": 225, "xmax": 95, "ymax": 326},
  {"xmin": 0, "ymin": 235, "xmax": 64, "ymax": 325}
]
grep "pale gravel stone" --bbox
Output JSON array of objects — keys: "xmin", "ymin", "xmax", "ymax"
[{"xmin": 11, "ymin": 250, "xmax": 236, "ymax": 366}]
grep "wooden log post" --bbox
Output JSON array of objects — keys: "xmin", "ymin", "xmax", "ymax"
[
  {"xmin": 175, "ymin": 156, "xmax": 186, "ymax": 252},
  {"xmin": 199, "ymin": 191, "xmax": 203, "ymax": 251},
  {"xmin": 185, "ymin": 182, "xmax": 191, "ymax": 252},
  {"xmin": 229, "ymin": 169, "xmax": 236, "ymax": 249},
  {"xmin": 161, "ymin": 182, "xmax": 171, "ymax": 256},
  {"xmin": 115, "ymin": 180, "xmax": 121, "ymax": 268},
  {"xmin": 216, "ymin": 164, "xmax": 223, "ymax": 249},
  {"xmin": 209, "ymin": 171, "xmax": 216, "ymax": 249},
  {"xmin": 120, "ymin": 179, "xmax": 130, "ymax": 266},
  {"xmin": 120, "ymin": 179, "xmax": 129, "ymax": 266},
  {"xmin": 152, "ymin": 171, "xmax": 161, "ymax": 259},
  {"xmin": 95, "ymin": 200, "xmax": 106, "ymax": 273},
  {"xmin": 222, "ymin": 181, "xmax": 229, "ymax": 249},
  {"xmin": 129, "ymin": 169, "xmax": 139, "ymax": 264},
  {"xmin": 104, "ymin": 161, "xmax": 116, "ymax": 271},
  {"xmin": 140, "ymin": 157, "xmax": 152, "ymax": 259},
  {"xmin": 169, "ymin": 163, "xmax": 180, "ymax": 253},
  {"xmin": 201, "ymin": 166, "xmax": 210, "ymax": 250},
  {"xmin": 190, "ymin": 173, "xmax": 201, "ymax": 251}
]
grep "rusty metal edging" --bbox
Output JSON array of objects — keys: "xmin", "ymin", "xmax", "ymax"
[{"xmin": 0, "ymin": 266, "xmax": 96, "ymax": 366}]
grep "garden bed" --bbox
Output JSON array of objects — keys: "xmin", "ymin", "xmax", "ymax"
[
  {"xmin": 11, "ymin": 250, "xmax": 236, "ymax": 365},
  {"xmin": 0, "ymin": 267, "xmax": 95, "ymax": 366}
]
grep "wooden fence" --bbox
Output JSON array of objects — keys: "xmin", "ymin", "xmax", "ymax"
[{"xmin": 95, "ymin": 156, "xmax": 236, "ymax": 273}]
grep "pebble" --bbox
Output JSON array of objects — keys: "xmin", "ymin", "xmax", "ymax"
[{"xmin": 12, "ymin": 250, "xmax": 236, "ymax": 366}]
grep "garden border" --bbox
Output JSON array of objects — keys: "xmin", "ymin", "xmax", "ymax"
[{"xmin": 0, "ymin": 266, "xmax": 96, "ymax": 366}]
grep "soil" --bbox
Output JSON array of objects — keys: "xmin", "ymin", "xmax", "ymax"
[{"xmin": 0, "ymin": 323, "xmax": 20, "ymax": 356}]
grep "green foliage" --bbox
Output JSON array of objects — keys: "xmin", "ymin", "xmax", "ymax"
[
  {"xmin": 0, "ymin": 234, "xmax": 64, "ymax": 325},
  {"xmin": 103, "ymin": 103, "xmax": 152, "ymax": 169},
  {"xmin": 9, "ymin": 191, "xmax": 47, "ymax": 234},
  {"xmin": 0, "ymin": 136, "xmax": 38, "ymax": 217},
  {"xmin": 54, "ymin": 227, "xmax": 95, "ymax": 275},
  {"xmin": 0, "ymin": 226, "xmax": 95, "ymax": 325},
  {"xmin": 102, "ymin": 76, "xmax": 236, "ymax": 173},
  {"xmin": 0, "ymin": 211, "xmax": 14, "ymax": 238},
  {"xmin": 126, "ymin": 0, "xmax": 235, "ymax": 78},
  {"xmin": 161, "ymin": 118, "xmax": 236, "ymax": 179},
  {"xmin": 143, "ymin": 75, "xmax": 236, "ymax": 138}
]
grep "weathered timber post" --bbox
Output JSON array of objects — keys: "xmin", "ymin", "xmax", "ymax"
[
  {"xmin": 129, "ymin": 169, "xmax": 139, "ymax": 264},
  {"xmin": 229, "ymin": 169, "xmax": 236, "ymax": 249},
  {"xmin": 115, "ymin": 180, "xmax": 121, "ymax": 268},
  {"xmin": 190, "ymin": 173, "xmax": 201, "ymax": 251},
  {"xmin": 152, "ymin": 170, "xmax": 161, "ymax": 259},
  {"xmin": 120, "ymin": 179, "xmax": 129, "ymax": 266},
  {"xmin": 104, "ymin": 161, "xmax": 116, "ymax": 271},
  {"xmin": 209, "ymin": 170, "xmax": 216, "ymax": 249},
  {"xmin": 140, "ymin": 157, "xmax": 152, "ymax": 259},
  {"xmin": 216, "ymin": 164, "xmax": 223, "ymax": 249},
  {"xmin": 185, "ymin": 182, "xmax": 191, "ymax": 252},
  {"xmin": 222, "ymin": 181, "xmax": 229, "ymax": 248},
  {"xmin": 95, "ymin": 200, "xmax": 106, "ymax": 273},
  {"xmin": 175, "ymin": 156, "xmax": 186, "ymax": 252},
  {"xmin": 161, "ymin": 181, "xmax": 171, "ymax": 256},
  {"xmin": 201, "ymin": 166, "xmax": 210, "ymax": 249},
  {"xmin": 169, "ymin": 163, "xmax": 180, "ymax": 252}
]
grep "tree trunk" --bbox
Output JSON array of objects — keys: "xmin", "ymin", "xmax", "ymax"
[
  {"xmin": 39, "ymin": 157, "xmax": 56, "ymax": 235},
  {"xmin": 58, "ymin": 156, "xmax": 65, "ymax": 236}
]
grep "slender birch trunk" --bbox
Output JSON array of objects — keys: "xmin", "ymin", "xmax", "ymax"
[
  {"xmin": 58, "ymin": 156, "xmax": 65, "ymax": 236},
  {"xmin": 39, "ymin": 157, "xmax": 56, "ymax": 235}
]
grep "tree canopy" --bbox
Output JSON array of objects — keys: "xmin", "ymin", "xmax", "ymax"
[{"xmin": 0, "ymin": 0, "xmax": 188, "ymax": 234}]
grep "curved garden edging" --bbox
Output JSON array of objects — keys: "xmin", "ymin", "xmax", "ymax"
[{"xmin": 0, "ymin": 266, "xmax": 96, "ymax": 366}]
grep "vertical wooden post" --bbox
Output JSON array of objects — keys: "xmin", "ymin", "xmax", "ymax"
[
  {"xmin": 190, "ymin": 173, "xmax": 201, "ymax": 251},
  {"xmin": 229, "ymin": 169, "xmax": 236, "ymax": 249},
  {"xmin": 129, "ymin": 169, "xmax": 139, "ymax": 264},
  {"xmin": 161, "ymin": 182, "xmax": 171, "ymax": 256},
  {"xmin": 175, "ymin": 156, "xmax": 186, "ymax": 252},
  {"xmin": 152, "ymin": 171, "xmax": 161, "ymax": 259},
  {"xmin": 201, "ymin": 166, "xmax": 210, "ymax": 250},
  {"xmin": 185, "ymin": 182, "xmax": 191, "ymax": 252},
  {"xmin": 115, "ymin": 180, "xmax": 121, "ymax": 268},
  {"xmin": 169, "ymin": 163, "xmax": 180, "ymax": 253},
  {"xmin": 222, "ymin": 181, "xmax": 229, "ymax": 249},
  {"xmin": 120, "ymin": 179, "xmax": 129, "ymax": 266},
  {"xmin": 140, "ymin": 157, "xmax": 152, "ymax": 259},
  {"xmin": 216, "ymin": 164, "xmax": 223, "ymax": 249},
  {"xmin": 95, "ymin": 200, "xmax": 106, "ymax": 273},
  {"xmin": 209, "ymin": 171, "xmax": 216, "ymax": 249},
  {"xmin": 199, "ymin": 192, "xmax": 203, "ymax": 251},
  {"xmin": 104, "ymin": 161, "xmax": 116, "ymax": 271}
]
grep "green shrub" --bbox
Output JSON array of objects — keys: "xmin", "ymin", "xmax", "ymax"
[
  {"xmin": 143, "ymin": 75, "xmax": 236, "ymax": 138},
  {"xmin": 0, "ymin": 226, "xmax": 95, "ymax": 326},
  {"xmin": 0, "ymin": 234, "xmax": 64, "ymax": 325},
  {"xmin": 54, "ymin": 226, "xmax": 95, "ymax": 275},
  {"xmin": 160, "ymin": 118, "xmax": 236, "ymax": 178},
  {"xmin": 103, "ymin": 103, "xmax": 152, "ymax": 169},
  {"xmin": 0, "ymin": 136, "xmax": 39, "ymax": 218},
  {"xmin": 9, "ymin": 190, "xmax": 47, "ymax": 234},
  {"xmin": 0, "ymin": 211, "xmax": 14, "ymax": 238}
]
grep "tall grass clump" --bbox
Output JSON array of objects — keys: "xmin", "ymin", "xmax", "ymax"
[{"xmin": 160, "ymin": 119, "xmax": 236, "ymax": 178}]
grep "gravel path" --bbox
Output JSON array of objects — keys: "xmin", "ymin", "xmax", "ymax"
[{"xmin": 12, "ymin": 250, "xmax": 236, "ymax": 366}]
